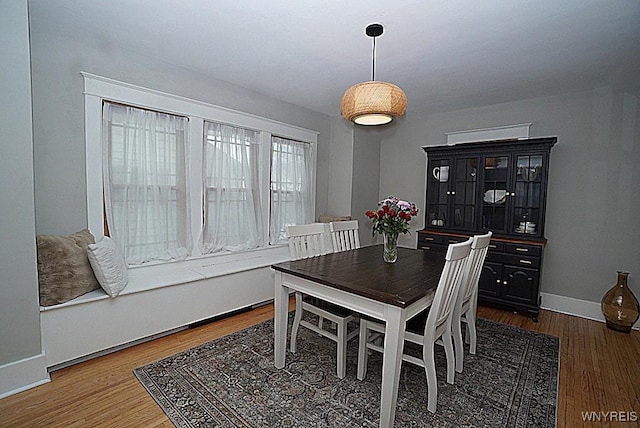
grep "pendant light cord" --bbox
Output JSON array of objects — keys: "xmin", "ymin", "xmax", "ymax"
[{"xmin": 371, "ymin": 36, "xmax": 376, "ymax": 81}]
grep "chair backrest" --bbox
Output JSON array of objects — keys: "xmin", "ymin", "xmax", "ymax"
[
  {"xmin": 329, "ymin": 220, "xmax": 361, "ymax": 252},
  {"xmin": 425, "ymin": 238, "xmax": 473, "ymax": 335},
  {"xmin": 458, "ymin": 232, "xmax": 492, "ymax": 305},
  {"xmin": 286, "ymin": 223, "xmax": 332, "ymax": 260}
]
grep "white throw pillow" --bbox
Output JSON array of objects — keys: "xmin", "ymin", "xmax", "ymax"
[{"xmin": 87, "ymin": 236, "xmax": 128, "ymax": 298}]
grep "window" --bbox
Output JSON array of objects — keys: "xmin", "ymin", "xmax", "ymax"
[
  {"xmin": 103, "ymin": 102, "xmax": 191, "ymax": 264},
  {"xmin": 201, "ymin": 121, "xmax": 262, "ymax": 253},
  {"xmin": 84, "ymin": 73, "xmax": 317, "ymax": 265}
]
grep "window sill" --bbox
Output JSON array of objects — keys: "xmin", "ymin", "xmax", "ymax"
[{"xmin": 40, "ymin": 246, "xmax": 291, "ymax": 312}]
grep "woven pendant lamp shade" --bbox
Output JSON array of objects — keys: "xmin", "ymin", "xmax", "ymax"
[
  {"xmin": 341, "ymin": 81, "xmax": 407, "ymax": 125},
  {"xmin": 341, "ymin": 24, "xmax": 407, "ymax": 126}
]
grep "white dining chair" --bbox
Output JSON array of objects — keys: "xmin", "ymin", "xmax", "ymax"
[
  {"xmin": 356, "ymin": 238, "xmax": 472, "ymax": 413},
  {"xmin": 452, "ymin": 231, "xmax": 492, "ymax": 373},
  {"xmin": 286, "ymin": 223, "xmax": 332, "ymax": 260},
  {"xmin": 286, "ymin": 223, "xmax": 359, "ymax": 379},
  {"xmin": 329, "ymin": 220, "xmax": 360, "ymax": 252}
]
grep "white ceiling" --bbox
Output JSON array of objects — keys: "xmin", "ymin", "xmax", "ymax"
[{"xmin": 29, "ymin": 0, "xmax": 640, "ymax": 116}]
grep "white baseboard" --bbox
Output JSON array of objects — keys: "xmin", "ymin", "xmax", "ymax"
[
  {"xmin": 540, "ymin": 292, "xmax": 640, "ymax": 330},
  {"xmin": 0, "ymin": 353, "xmax": 50, "ymax": 399}
]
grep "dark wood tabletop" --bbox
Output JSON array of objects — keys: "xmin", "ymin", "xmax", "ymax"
[{"xmin": 272, "ymin": 245, "xmax": 446, "ymax": 307}]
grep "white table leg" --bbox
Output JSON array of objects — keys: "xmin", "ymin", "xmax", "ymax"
[
  {"xmin": 274, "ymin": 271, "xmax": 288, "ymax": 369},
  {"xmin": 379, "ymin": 306, "xmax": 406, "ymax": 428}
]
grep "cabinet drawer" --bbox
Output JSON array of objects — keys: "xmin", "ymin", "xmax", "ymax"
[
  {"xmin": 419, "ymin": 243, "xmax": 447, "ymax": 253},
  {"xmin": 445, "ymin": 236, "xmax": 468, "ymax": 245},
  {"xmin": 500, "ymin": 253, "xmax": 541, "ymax": 269},
  {"xmin": 487, "ymin": 240, "xmax": 504, "ymax": 252},
  {"xmin": 418, "ymin": 233, "xmax": 444, "ymax": 245},
  {"xmin": 504, "ymin": 243, "xmax": 542, "ymax": 257}
]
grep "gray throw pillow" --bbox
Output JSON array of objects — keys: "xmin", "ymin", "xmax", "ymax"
[{"xmin": 37, "ymin": 229, "xmax": 101, "ymax": 306}]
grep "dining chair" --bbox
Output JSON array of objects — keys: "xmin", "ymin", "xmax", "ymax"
[
  {"xmin": 356, "ymin": 238, "xmax": 473, "ymax": 413},
  {"xmin": 452, "ymin": 231, "xmax": 492, "ymax": 373},
  {"xmin": 329, "ymin": 220, "xmax": 360, "ymax": 252},
  {"xmin": 286, "ymin": 223, "xmax": 359, "ymax": 379}
]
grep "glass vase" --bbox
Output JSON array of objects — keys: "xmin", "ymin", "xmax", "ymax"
[
  {"xmin": 383, "ymin": 232, "xmax": 399, "ymax": 263},
  {"xmin": 601, "ymin": 271, "xmax": 639, "ymax": 333}
]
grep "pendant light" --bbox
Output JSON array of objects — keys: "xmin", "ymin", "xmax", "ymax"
[{"xmin": 341, "ymin": 23, "xmax": 407, "ymax": 126}]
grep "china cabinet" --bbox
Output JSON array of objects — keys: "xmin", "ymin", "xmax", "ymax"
[{"xmin": 419, "ymin": 137, "xmax": 556, "ymax": 320}]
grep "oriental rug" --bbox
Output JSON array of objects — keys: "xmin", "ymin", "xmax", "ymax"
[{"xmin": 135, "ymin": 316, "xmax": 559, "ymax": 427}]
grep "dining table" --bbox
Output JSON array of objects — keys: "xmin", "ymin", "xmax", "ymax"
[{"xmin": 271, "ymin": 244, "xmax": 446, "ymax": 428}]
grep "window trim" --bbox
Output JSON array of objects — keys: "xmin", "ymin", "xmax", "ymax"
[{"xmin": 82, "ymin": 71, "xmax": 318, "ymax": 261}]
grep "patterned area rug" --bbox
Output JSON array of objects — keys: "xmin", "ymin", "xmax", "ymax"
[{"xmin": 135, "ymin": 315, "xmax": 559, "ymax": 427}]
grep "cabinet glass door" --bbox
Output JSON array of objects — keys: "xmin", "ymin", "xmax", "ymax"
[
  {"xmin": 426, "ymin": 158, "xmax": 451, "ymax": 228},
  {"xmin": 512, "ymin": 154, "xmax": 543, "ymax": 236},
  {"xmin": 481, "ymin": 155, "xmax": 510, "ymax": 233},
  {"xmin": 451, "ymin": 156, "xmax": 478, "ymax": 230}
]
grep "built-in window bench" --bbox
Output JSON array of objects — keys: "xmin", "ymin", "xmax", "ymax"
[{"xmin": 40, "ymin": 246, "xmax": 290, "ymax": 370}]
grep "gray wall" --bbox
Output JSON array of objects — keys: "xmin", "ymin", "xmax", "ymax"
[
  {"xmin": 28, "ymin": 6, "xmax": 331, "ymax": 235},
  {"xmin": 351, "ymin": 127, "xmax": 383, "ymax": 246},
  {"xmin": 378, "ymin": 85, "xmax": 640, "ymax": 303},
  {"xmin": 327, "ymin": 116, "xmax": 354, "ymax": 218},
  {"xmin": 0, "ymin": 0, "xmax": 42, "ymax": 367}
]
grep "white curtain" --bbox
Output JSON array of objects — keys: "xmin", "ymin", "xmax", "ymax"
[
  {"xmin": 270, "ymin": 136, "xmax": 313, "ymax": 244},
  {"xmin": 102, "ymin": 102, "xmax": 191, "ymax": 265},
  {"xmin": 200, "ymin": 121, "xmax": 262, "ymax": 254}
]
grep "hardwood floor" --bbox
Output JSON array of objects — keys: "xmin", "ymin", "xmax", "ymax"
[{"xmin": 1, "ymin": 301, "xmax": 638, "ymax": 427}]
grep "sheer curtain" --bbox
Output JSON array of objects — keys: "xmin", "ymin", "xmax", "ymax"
[
  {"xmin": 200, "ymin": 121, "xmax": 262, "ymax": 254},
  {"xmin": 102, "ymin": 102, "xmax": 191, "ymax": 265},
  {"xmin": 270, "ymin": 136, "xmax": 313, "ymax": 244}
]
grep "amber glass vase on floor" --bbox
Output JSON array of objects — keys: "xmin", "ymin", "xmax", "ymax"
[{"xmin": 601, "ymin": 271, "xmax": 640, "ymax": 333}]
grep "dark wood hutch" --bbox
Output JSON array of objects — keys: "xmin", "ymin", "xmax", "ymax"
[{"xmin": 418, "ymin": 137, "xmax": 556, "ymax": 321}]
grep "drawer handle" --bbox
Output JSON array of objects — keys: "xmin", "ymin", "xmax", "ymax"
[
  {"xmin": 515, "ymin": 247, "xmax": 529, "ymax": 252},
  {"xmin": 421, "ymin": 246, "xmax": 431, "ymax": 250},
  {"xmin": 489, "ymin": 244, "xmax": 497, "ymax": 248},
  {"xmin": 519, "ymin": 259, "xmax": 532, "ymax": 265},
  {"xmin": 424, "ymin": 237, "xmax": 435, "ymax": 241}
]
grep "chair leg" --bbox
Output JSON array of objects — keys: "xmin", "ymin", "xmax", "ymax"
[
  {"xmin": 464, "ymin": 322, "xmax": 470, "ymax": 345},
  {"xmin": 453, "ymin": 316, "xmax": 464, "ymax": 374},
  {"xmin": 424, "ymin": 341, "xmax": 438, "ymax": 413},
  {"xmin": 290, "ymin": 292, "xmax": 303, "ymax": 353},
  {"xmin": 356, "ymin": 319, "xmax": 369, "ymax": 380},
  {"xmin": 443, "ymin": 327, "xmax": 456, "ymax": 385},
  {"xmin": 336, "ymin": 319, "xmax": 347, "ymax": 379},
  {"xmin": 467, "ymin": 312, "xmax": 477, "ymax": 355}
]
